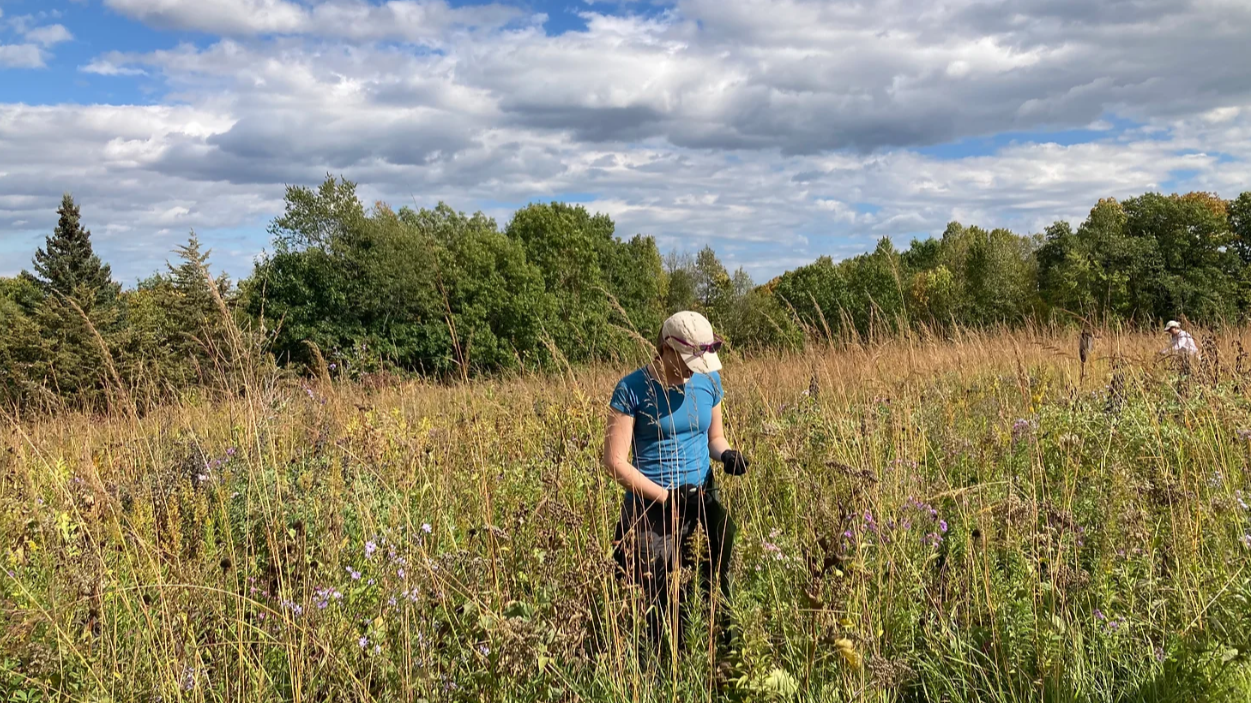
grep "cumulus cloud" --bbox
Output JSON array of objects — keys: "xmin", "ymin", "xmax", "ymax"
[
  {"xmin": 0, "ymin": 43, "xmax": 44, "ymax": 68},
  {"xmin": 103, "ymin": 0, "xmax": 529, "ymax": 42},
  {"xmin": 25, "ymin": 24, "xmax": 73, "ymax": 47},
  {"xmin": 4, "ymin": 0, "xmax": 1251, "ymax": 282}
]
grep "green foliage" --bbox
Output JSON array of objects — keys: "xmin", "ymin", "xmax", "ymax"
[
  {"xmin": 7, "ymin": 182, "xmax": 1251, "ymax": 411},
  {"xmin": 28, "ymin": 194, "xmax": 119, "ymax": 306}
]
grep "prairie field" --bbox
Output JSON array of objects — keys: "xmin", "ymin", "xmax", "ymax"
[{"xmin": 3, "ymin": 326, "xmax": 1251, "ymax": 702}]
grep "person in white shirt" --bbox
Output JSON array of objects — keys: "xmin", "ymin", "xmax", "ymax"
[{"xmin": 1161, "ymin": 320, "xmax": 1200, "ymax": 357}]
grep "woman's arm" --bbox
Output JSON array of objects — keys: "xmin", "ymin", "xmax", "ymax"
[
  {"xmin": 603, "ymin": 410, "xmax": 669, "ymax": 503},
  {"xmin": 707, "ymin": 403, "xmax": 731, "ymax": 461}
]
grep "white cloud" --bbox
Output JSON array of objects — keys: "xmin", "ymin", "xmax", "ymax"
[
  {"xmin": 81, "ymin": 58, "xmax": 147, "ymax": 76},
  {"xmin": 25, "ymin": 24, "xmax": 73, "ymax": 47},
  {"xmin": 0, "ymin": 43, "xmax": 43, "ymax": 68},
  {"xmin": 4, "ymin": 0, "xmax": 1251, "ymax": 282},
  {"xmin": 104, "ymin": 0, "xmax": 528, "ymax": 41}
]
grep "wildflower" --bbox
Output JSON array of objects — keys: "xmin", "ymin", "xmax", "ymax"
[
  {"xmin": 226, "ymin": 447, "xmax": 236, "ymax": 457},
  {"xmin": 359, "ymin": 636, "xmax": 369, "ymax": 649},
  {"xmin": 388, "ymin": 596, "xmax": 397, "ymax": 607},
  {"xmin": 1155, "ymin": 647, "xmax": 1165, "ymax": 662},
  {"xmin": 197, "ymin": 474, "xmax": 209, "ymax": 483},
  {"xmin": 1012, "ymin": 418, "xmax": 1035, "ymax": 444},
  {"xmin": 1242, "ymin": 533, "xmax": 1251, "ymax": 548},
  {"xmin": 938, "ymin": 520, "xmax": 948, "ymax": 533},
  {"xmin": 397, "ymin": 568, "xmax": 406, "ymax": 580},
  {"xmin": 479, "ymin": 644, "xmax": 491, "ymax": 657},
  {"xmin": 1236, "ymin": 428, "xmax": 1251, "ymax": 441},
  {"xmin": 1094, "ymin": 609, "xmax": 1106, "ymax": 621},
  {"xmin": 329, "ymin": 363, "xmax": 337, "ymax": 370},
  {"xmin": 374, "ymin": 644, "xmax": 381, "ymax": 654},
  {"xmin": 367, "ymin": 579, "xmax": 375, "ymax": 586},
  {"xmin": 304, "ymin": 386, "xmax": 316, "ymax": 400},
  {"xmin": 180, "ymin": 666, "xmax": 196, "ymax": 692},
  {"xmin": 762, "ymin": 540, "xmax": 785, "ymax": 560},
  {"xmin": 421, "ymin": 523, "xmax": 432, "ymax": 534},
  {"xmin": 365, "ymin": 541, "xmax": 377, "ymax": 559},
  {"xmin": 347, "ymin": 567, "xmax": 362, "ymax": 580}
]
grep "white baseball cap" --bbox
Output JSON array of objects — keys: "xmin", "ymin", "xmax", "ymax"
[
  {"xmin": 1165, "ymin": 320, "xmax": 1181, "ymax": 331},
  {"xmin": 661, "ymin": 311, "xmax": 723, "ymax": 374}
]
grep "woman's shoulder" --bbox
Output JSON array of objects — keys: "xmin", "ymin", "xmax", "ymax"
[
  {"xmin": 618, "ymin": 366, "xmax": 649, "ymax": 385},
  {"xmin": 613, "ymin": 366, "xmax": 651, "ymax": 394},
  {"xmin": 695, "ymin": 371, "xmax": 723, "ymax": 393}
]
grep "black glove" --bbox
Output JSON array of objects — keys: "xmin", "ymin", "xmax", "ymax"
[
  {"xmin": 720, "ymin": 449, "xmax": 750, "ymax": 476},
  {"xmin": 663, "ymin": 485, "xmax": 701, "ymax": 506}
]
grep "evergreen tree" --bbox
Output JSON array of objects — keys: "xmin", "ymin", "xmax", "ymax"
[{"xmin": 29, "ymin": 194, "xmax": 119, "ymax": 306}]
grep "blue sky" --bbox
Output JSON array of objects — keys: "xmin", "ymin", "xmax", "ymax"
[{"xmin": 2, "ymin": 0, "xmax": 1249, "ymax": 285}]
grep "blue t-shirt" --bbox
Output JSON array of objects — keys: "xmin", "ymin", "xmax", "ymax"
[{"xmin": 609, "ymin": 366, "xmax": 723, "ymax": 490}]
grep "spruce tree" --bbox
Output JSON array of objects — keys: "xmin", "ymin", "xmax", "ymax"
[
  {"xmin": 168, "ymin": 231, "xmax": 216, "ymax": 320},
  {"xmin": 30, "ymin": 194, "xmax": 119, "ymax": 305}
]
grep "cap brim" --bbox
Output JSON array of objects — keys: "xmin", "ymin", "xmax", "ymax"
[{"xmin": 681, "ymin": 351, "xmax": 722, "ymax": 374}]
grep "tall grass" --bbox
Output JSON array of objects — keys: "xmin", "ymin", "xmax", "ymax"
[{"xmin": 3, "ymin": 326, "xmax": 1251, "ymax": 701}]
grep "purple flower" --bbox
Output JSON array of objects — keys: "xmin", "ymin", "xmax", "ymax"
[
  {"xmin": 358, "ymin": 636, "xmax": 368, "ymax": 648},
  {"xmin": 397, "ymin": 568, "xmax": 406, "ymax": 580},
  {"xmin": 421, "ymin": 523, "xmax": 432, "ymax": 534},
  {"xmin": 938, "ymin": 520, "xmax": 948, "ymax": 533},
  {"xmin": 329, "ymin": 363, "xmax": 337, "ymax": 370},
  {"xmin": 365, "ymin": 541, "xmax": 377, "ymax": 559},
  {"xmin": 1094, "ymin": 609, "xmax": 1106, "ymax": 621},
  {"xmin": 347, "ymin": 567, "xmax": 361, "ymax": 580},
  {"xmin": 226, "ymin": 447, "xmax": 236, "ymax": 457}
]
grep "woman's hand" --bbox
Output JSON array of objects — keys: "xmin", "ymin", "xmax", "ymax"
[{"xmin": 720, "ymin": 449, "xmax": 750, "ymax": 476}]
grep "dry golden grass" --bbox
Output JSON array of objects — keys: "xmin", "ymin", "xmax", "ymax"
[{"xmin": 3, "ymin": 325, "xmax": 1251, "ymax": 701}]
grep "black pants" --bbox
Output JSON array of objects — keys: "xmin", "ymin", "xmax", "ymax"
[{"xmin": 612, "ymin": 477, "xmax": 737, "ymax": 651}]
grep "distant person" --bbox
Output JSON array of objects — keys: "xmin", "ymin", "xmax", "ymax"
[
  {"xmin": 602, "ymin": 310, "xmax": 750, "ymax": 654},
  {"xmin": 1161, "ymin": 320, "xmax": 1200, "ymax": 358}
]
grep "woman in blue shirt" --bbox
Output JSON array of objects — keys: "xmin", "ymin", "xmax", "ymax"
[{"xmin": 602, "ymin": 311, "xmax": 750, "ymax": 652}]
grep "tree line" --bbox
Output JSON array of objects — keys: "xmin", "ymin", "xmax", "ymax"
[{"xmin": 3, "ymin": 177, "xmax": 1251, "ymax": 412}]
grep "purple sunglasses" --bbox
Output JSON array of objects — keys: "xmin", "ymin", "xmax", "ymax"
[{"xmin": 665, "ymin": 334, "xmax": 724, "ymax": 358}]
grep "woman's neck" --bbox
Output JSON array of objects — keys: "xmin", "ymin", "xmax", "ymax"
[{"xmin": 648, "ymin": 358, "xmax": 684, "ymax": 388}]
